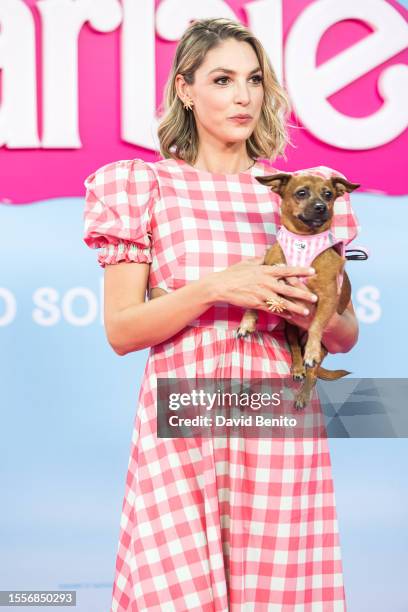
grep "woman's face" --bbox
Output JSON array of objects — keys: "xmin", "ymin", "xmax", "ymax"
[{"xmin": 177, "ymin": 38, "xmax": 264, "ymax": 147}]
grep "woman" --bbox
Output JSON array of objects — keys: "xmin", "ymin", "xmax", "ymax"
[{"xmin": 83, "ymin": 17, "xmax": 358, "ymax": 611}]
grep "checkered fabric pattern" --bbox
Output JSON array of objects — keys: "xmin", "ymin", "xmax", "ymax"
[
  {"xmin": 276, "ymin": 226, "xmax": 346, "ymax": 294},
  {"xmin": 83, "ymin": 157, "xmax": 359, "ymax": 611}
]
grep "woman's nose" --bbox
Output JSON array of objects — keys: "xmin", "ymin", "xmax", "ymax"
[{"xmin": 233, "ymin": 82, "xmax": 251, "ymax": 103}]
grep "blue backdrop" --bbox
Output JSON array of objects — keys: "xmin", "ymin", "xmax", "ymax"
[{"xmin": 1, "ymin": 190, "xmax": 407, "ymax": 611}]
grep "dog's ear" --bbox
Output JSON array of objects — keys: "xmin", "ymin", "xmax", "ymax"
[
  {"xmin": 255, "ymin": 172, "xmax": 292, "ymax": 196},
  {"xmin": 331, "ymin": 176, "xmax": 360, "ymax": 196}
]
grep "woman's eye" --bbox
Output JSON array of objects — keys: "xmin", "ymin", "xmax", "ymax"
[
  {"xmin": 215, "ymin": 77, "xmax": 230, "ymax": 85},
  {"xmin": 214, "ymin": 75, "xmax": 263, "ymax": 85}
]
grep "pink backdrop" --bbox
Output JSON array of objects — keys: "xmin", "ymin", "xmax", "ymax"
[{"xmin": 0, "ymin": 0, "xmax": 407, "ymax": 204}]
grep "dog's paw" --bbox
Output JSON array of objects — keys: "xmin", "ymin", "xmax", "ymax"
[
  {"xmin": 291, "ymin": 365, "xmax": 306, "ymax": 381},
  {"xmin": 303, "ymin": 357, "xmax": 317, "ymax": 369},
  {"xmin": 294, "ymin": 396, "xmax": 306, "ymax": 411},
  {"xmin": 294, "ymin": 389, "xmax": 311, "ymax": 410},
  {"xmin": 236, "ymin": 328, "xmax": 248, "ymax": 339},
  {"xmin": 303, "ymin": 348, "xmax": 321, "ymax": 369},
  {"xmin": 236, "ymin": 326, "xmax": 252, "ymax": 339},
  {"xmin": 236, "ymin": 322, "xmax": 257, "ymax": 338}
]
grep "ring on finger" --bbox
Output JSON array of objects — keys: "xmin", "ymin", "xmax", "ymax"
[{"xmin": 265, "ymin": 296, "xmax": 287, "ymax": 313}]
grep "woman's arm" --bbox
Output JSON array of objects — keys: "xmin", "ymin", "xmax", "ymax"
[
  {"xmin": 104, "ymin": 262, "xmax": 217, "ymax": 355},
  {"xmin": 104, "ymin": 257, "xmax": 318, "ymax": 355},
  {"xmin": 321, "ymin": 299, "xmax": 359, "ymax": 353}
]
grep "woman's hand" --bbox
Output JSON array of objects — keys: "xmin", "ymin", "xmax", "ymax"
[
  {"xmin": 275, "ymin": 275, "xmax": 318, "ymax": 329},
  {"xmin": 203, "ymin": 256, "xmax": 358, "ymax": 353},
  {"xmin": 205, "ymin": 256, "xmax": 318, "ymax": 318}
]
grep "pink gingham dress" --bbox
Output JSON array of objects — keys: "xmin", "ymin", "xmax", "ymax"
[{"xmin": 83, "ymin": 157, "xmax": 359, "ymax": 612}]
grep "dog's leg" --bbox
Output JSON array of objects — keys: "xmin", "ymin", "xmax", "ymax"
[
  {"xmin": 236, "ymin": 308, "xmax": 259, "ymax": 338},
  {"xmin": 285, "ymin": 323, "xmax": 305, "ymax": 381},
  {"xmin": 263, "ymin": 244, "xmax": 286, "ymax": 267},
  {"xmin": 303, "ymin": 280, "xmax": 338, "ymax": 369},
  {"xmin": 294, "ymin": 344, "xmax": 327, "ymax": 410},
  {"xmin": 337, "ymin": 270, "xmax": 351, "ymax": 315}
]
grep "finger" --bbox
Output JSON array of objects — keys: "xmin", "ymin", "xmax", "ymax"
[
  {"xmin": 266, "ymin": 265, "xmax": 316, "ymax": 278},
  {"xmin": 285, "ymin": 277, "xmax": 302, "ymax": 288},
  {"xmin": 272, "ymin": 281, "xmax": 318, "ymax": 303},
  {"xmin": 263, "ymin": 295, "xmax": 311, "ymax": 317},
  {"xmin": 273, "ymin": 271, "xmax": 310, "ymax": 290},
  {"xmin": 275, "ymin": 278, "xmax": 289, "ymax": 289},
  {"xmin": 285, "ymin": 278, "xmax": 317, "ymax": 299}
]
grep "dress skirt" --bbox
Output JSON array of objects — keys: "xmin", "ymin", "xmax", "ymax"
[{"xmin": 110, "ymin": 324, "xmax": 347, "ymax": 612}]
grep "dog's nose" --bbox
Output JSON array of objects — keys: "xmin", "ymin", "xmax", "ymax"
[{"xmin": 313, "ymin": 201, "xmax": 327, "ymax": 213}]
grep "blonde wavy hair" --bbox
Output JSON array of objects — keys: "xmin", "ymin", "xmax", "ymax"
[{"xmin": 157, "ymin": 17, "xmax": 293, "ymax": 164}]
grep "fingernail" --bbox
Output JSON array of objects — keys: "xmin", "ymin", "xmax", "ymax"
[
  {"xmin": 303, "ymin": 309, "xmax": 309, "ymax": 315},
  {"xmin": 309, "ymin": 268, "xmax": 315, "ymax": 274},
  {"xmin": 312, "ymin": 294, "xmax": 318, "ymax": 302}
]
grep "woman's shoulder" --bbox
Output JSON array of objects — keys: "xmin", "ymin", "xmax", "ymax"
[
  {"xmin": 84, "ymin": 157, "xmax": 159, "ymax": 191},
  {"xmin": 148, "ymin": 156, "xmax": 189, "ymax": 177},
  {"xmin": 83, "ymin": 158, "xmax": 159, "ymax": 266}
]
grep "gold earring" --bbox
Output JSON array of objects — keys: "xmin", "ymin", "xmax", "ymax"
[{"xmin": 183, "ymin": 98, "xmax": 193, "ymax": 111}]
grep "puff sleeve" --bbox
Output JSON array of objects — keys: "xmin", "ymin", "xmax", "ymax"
[
  {"xmin": 83, "ymin": 158, "xmax": 158, "ymax": 268},
  {"xmin": 315, "ymin": 165, "xmax": 360, "ymax": 246}
]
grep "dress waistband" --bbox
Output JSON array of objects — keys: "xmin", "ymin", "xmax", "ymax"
[{"xmin": 186, "ymin": 303, "xmax": 284, "ymax": 332}]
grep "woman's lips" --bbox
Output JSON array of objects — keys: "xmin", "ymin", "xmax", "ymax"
[{"xmin": 229, "ymin": 116, "xmax": 252, "ymax": 124}]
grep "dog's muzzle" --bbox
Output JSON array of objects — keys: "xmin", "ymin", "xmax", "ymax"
[{"xmin": 299, "ymin": 202, "xmax": 329, "ymax": 228}]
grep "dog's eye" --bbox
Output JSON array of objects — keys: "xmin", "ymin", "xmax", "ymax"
[
  {"xmin": 323, "ymin": 191, "xmax": 333, "ymax": 200},
  {"xmin": 295, "ymin": 189, "xmax": 308, "ymax": 198}
]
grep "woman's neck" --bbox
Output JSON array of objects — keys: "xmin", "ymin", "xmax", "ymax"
[{"xmin": 191, "ymin": 151, "xmax": 255, "ymax": 174}]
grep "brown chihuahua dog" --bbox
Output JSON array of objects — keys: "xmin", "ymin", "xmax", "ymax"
[{"xmin": 237, "ymin": 172, "xmax": 360, "ymax": 410}]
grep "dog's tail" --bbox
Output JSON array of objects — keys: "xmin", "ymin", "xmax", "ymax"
[{"xmin": 317, "ymin": 366, "xmax": 351, "ymax": 381}]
